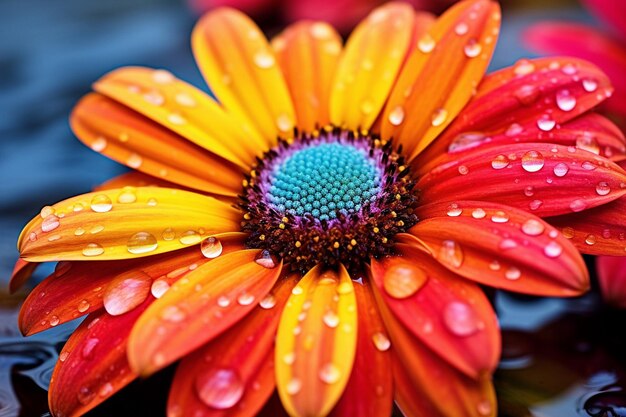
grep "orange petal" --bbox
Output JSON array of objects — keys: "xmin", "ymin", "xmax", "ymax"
[
  {"xmin": 381, "ymin": 0, "xmax": 501, "ymax": 160},
  {"xmin": 18, "ymin": 187, "xmax": 240, "ymax": 262},
  {"xmin": 128, "ymin": 249, "xmax": 282, "ymax": 376},
  {"xmin": 167, "ymin": 275, "xmax": 297, "ymax": 417},
  {"xmin": 272, "ymin": 21, "xmax": 342, "ymax": 133},
  {"xmin": 410, "ymin": 200, "xmax": 589, "ymax": 296},
  {"xmin": 19, "ymin": 234, "xmax": 245, "ymax": 336},
  {"xmin": 275, "ymin": 265, "xmax": 358, "ymax": 417},
  {"xmin": 8, "ymin": 259, "xmax": 39, "ymax": 293},
  {"xmin": 48, "ymin": 299, "xmax": 152, "ymax": 417},
  {"xmin": 328, "ymin": 281, "xmax": 393, "ymax": 417},
  {"xmin": 416, "ymin": 57, "xmax": 617, "ymax": 174},
  {"xmin": 329, "ymin": 3, "xmax": 416, "ymax": 131},
  {"xmin": 192, "ymin": 8, "xmax": 296, "ymax": 142},
  {"xmin": 417, "ymin": 142, "xmax": 626, "ymax": 217},
  {"xmin": 93, "ymin": 67, "xmax": 263, "ymax": 169},
  {"xmin": 547, "ymin": 197, "xmax": 626, "ymax": 256},
  {"xmin": 374, "ymin": 287, "xmax": 497, "ymax": 417},
  {"xmin": 72, "ymin": 93, "xmax": 242, "ymax": 196},
  {"xmin": 371, "ymin": 245, "xmax": 500, "ymax": 379},
  {"xmin": 94, "ymin": 171, "xmax": 186, "ymax": 192}
]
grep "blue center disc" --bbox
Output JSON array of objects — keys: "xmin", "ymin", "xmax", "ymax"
[{"xmin": 266, "ymin": 142, "xmax": 382, "ymax": 221}]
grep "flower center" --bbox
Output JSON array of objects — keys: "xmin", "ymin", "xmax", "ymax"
[
  {"xmin": 266, "ymin": 142, "xmax": 382, "ymax": 221},
  {"xmin": 240, "ymin": 129, "xmax": 418, "ymax": 274}
]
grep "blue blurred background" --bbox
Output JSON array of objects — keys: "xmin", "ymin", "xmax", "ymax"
[{"xmin": 2, "ymin": 1, "xmax": 623, "ymax": 417}]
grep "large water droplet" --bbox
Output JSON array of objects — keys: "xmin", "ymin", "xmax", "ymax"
[
  {"xmin": 553, "ymin": 162, "xmax": 569, "ymax": 177},
  {"xmin": 286, "ymin": 377, "xmax": 302, "ymax": 395},
  {"xmin": 151, "ymin": 279, "xmax": 170, "ymax": 299},
  {"xmin": 454, "ymin": 22, "xmax": 469, "ymax": 35},
  {"xmin": 322, "ymin": 310, "xmax": 339, "ymax": 328},
  {"xmin": 117, "ymin": 187, "xmax": 137, "ymax": 204},
  {"xmin": 195, "ymin": 368, "xmax": 244, "ymax": 409},
  {"xmin": 544, "ymin": 241, "xmax": 563, "ymax": 258},
  {"xmin": 201, "ymin": 237, "xmax": 223, "ymax": 258},
  {"xmin": 491, "ymin": 155, "xmax": 509, "ymax": 169},
  {"xmin": 90, "ymin": 194, "xmax": 113, "ymax": 213},
  {"xmin": 127, "ymin": 232, "xmax": 158, "ymax": 254},
  {"xmin": 513, "ymin": 59, "xmax": 535, "ymax": 76},
  {"xmin": 77, "ymin": 386, "xmax": 95, "ymax": 405},
  {"xmin": 82, "ymin": 338, "xmax": 100, "ymax": 360},
  {"xmin": 576, "ymin": 135, "xmax": 600, "ymax": 154},
  {"xmin": 447, "ymin": 203, "xmax": 462, "ymax": 217},
  {"xmin": 443, "ymin": 301, "xmax": 480, "ymax": 337},
  {"xmin": 521, "ymin": 150, "xmax": 545, "ymax": 172},
  {"xmin": 255, "ymin": 250, "xmax": 279, "ymax": 268},
  {"xmin": 556, "ymin": 89, "xmax": 576, "ymax": 111},
  {"xmin": 537, "ymin": 115, "xmax": 556, "ymax": 132},
  {"xmin": 505, "ymin": 266, "xmax": 521, "ymax": 280},
  {"xmin": 431, "ymin": 108, "xmax": 448, "ymax": 127},
  {"xmin": 179, "ymin": 231, "xmax": 202, "ymax": 245},
  {"xmin": 388, "ymin": 106, "xmax": 405, "ymax": 126},
  {"xmin": 596, "ymin": 181, "xmax": 611, "ymax": 196},
  {"xmin": 77, "ymin": 299, "xmax": 91, "ymax": 313},
  {"xmin": 41, "ymin": 215, "xmax": 60, "ymax": 232},
  {"xmin": 417, "ymin": 34, "xmax": 436, "ymax": 53},
  {"xmin": 82, "ymin": 243, "xmax": 104, "ymax": 257},
  {"xmin": 521, "ymin": 219, "xmax": 545, "ymax": 236},
  {"xmin": 570, "ymin": 199, "xmax": 587, "ymax": 212},
  {"xmin": 439, "ymin": 240, "xmax": 464, "ymax": 268},
  {"xmin": 372, "ymin": 332, "xmax": 391, "ymax": 351},
  {"xmin": 582, "ymin": 78, "xmax": 598, "ymax": 92},
  {"xmin": 383, "ymin": 261, "xmax": 428, "ymax": 299},
  {"xmin": 319, "ymin": 363, "xmax": 341, "ymax": 384},
  {"xmin": 514, "ymin": 84, "xmax": 539, "ymax": 105},
  {"xmin": 448, "ymin": 132, "xmax": 489, "ymax": 153},
  {"xmin": 254, "ymin": 50, "xmax": 275, "ymax": 68},
  {"xmin": 103, "ymin": 271, "xmax": 152, "ymax": 316},
  {"xmin": 464, "ymin": 39, "xmax": 482, "ymax": 57}
]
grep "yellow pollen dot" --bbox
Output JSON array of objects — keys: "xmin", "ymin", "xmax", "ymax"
[
  {"xmin": 398, "ymin": 165, "xmax": 405, "ymax": 172},
  {"xmin": 350, "ymin": 239, "xmax": 357, "ymax": 246},
  {"xmin": 295, "ymin": 241, "xmax": 302, "ymax": 248},
  {"xmin": 333, "ymin": 242, "xmax": 340, "ymax": 249},
  {"xmin": 395, "ymin": 194, "xmax": 401, "ymax": 200},
  {"xmin": 244, "ymin": 213, "xmax": 251, "ymax": 220},
  {"xmin": 282, "ymin": 217, "xmax": 289, "ymax": 223},
  {"xmin": 242, "ymin": 179, "xmax": 249, "ymax": 187},
  {"xmin": 260, "ymin": 234, "xmax": 266, "ymax": 241},
  {"xmin": 397, "ymin": 220, "xmax": 405, "ymax": 226},
  {"xmin": 391, "ymin": 211, "xmax": 397, "ymax": 218},
  {"xmin": 382, "ymin": 237, "xmax": 388, "ymax": 243},
  {"xmin": 347, "ymin": 245, "xmax": 353, "ymax": 250},
  {"xmin": 279, "ymin": 223, "xmax": 286, "ymax": 229},
  {"xmin": 250, "ymin": 170, "xmax": 257, "ymax": 178},
  {"xmin": 373, "ymin": 227, "xmax": 380, "ymax": 233}
]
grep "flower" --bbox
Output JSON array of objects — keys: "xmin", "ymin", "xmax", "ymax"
[
  {"xmin": 12, "ymin": 1, "xmax": 626, "ymax": 416},
  {"xmin": 523, "ymin": 0, "xmax": 626, "ymax": 122}
]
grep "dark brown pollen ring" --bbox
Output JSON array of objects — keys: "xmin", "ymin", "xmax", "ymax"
[{"xmin": 239, "ymin": 127, "xmax": 418, "ymax": 275}]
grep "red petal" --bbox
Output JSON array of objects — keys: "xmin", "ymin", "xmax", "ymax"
[
  {"xmin": 48, "ymin": 298, "xmax": 152, "ymax": 417},
  {"xmin": 19, "ymin": 234, "xmax": 245, "ymax": 335},
  {"xmin": 167, "ymin": 275, "xmax": 297, "ymax": 417},
  {"xmin": 9, "ymin": 259, "xmax": 39, "ymax": 293},
  {"xmin": 374, "ymin": 286, "xmax": 497, "ymax": 417},
  {"xmin": 597, "ymin": 256, "xmax": 626, "ymax": 308},
  {"xmin": 547, "ymin": 197, "xmax": 626, "ymax": 255},
  {"xmin": 409, "ymin": 201, "xmax": 589, "ymax": 296},
  {"xmin": 328, "ymin": 280, "xmax": 393, "ymax": 417},
  {"xmin": 415, "ymin": 56, "xmax": 616, "ymax": 173},
  {"xmin": 371, "ymin": 245, "xmax": 500, "ymax": 379},
  {"xmin": 417, "ymin": 142, "xmax": 626, "ymax": 217},
  {"xmin": 582, "ymin": 0, "xmax": 626, "ymax": 40},
  {"xmin": 128, "ymin": 249, "xmax": 283, "ymax": 376}
]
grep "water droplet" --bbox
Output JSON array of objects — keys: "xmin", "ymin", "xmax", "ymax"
[
  {"xmin": 464, "ymin": 39, "xmax": 482, "ymax": 58},
  {"xmin": 77, "ymin": 299, "xmax": 90, "ymax": 313},
  {"xmin": 513, "ymin": 59, "xmax": 535, "ymax": 76},
  {"xmin": 562, "ymin": 227, "xmax": 575, "ymax": 239},
  {"xmin": 126, "ymin": 153, "xmax": 143, "ymax": 168},
  {"xmin": 537, "ymin": 115, "xmax": 556, "ymax": 132},
  {"xmin": 195, "ymin": 368, "xmax": 244, "ymax": 409},
  {"xmin": 383, "ymin": 261, "xmax": 427, "ymax": 299},
  {"xmin": 259, "ymin": 293, "xmax": 276, "ymax": 309},
  {"xmin": 82, "ymin": 243, "xmax": 104, "ymax": 257},
  {"xmin": 439, "ymin": 240, "xmax": 464, "ymax": 268},
  {"xmin": 175, "ymin": 93, "xmax": 196, "ymax": 107},
  {"xmin": 162, "ymin": 228, "xmax": 176, "ymax": 241},
  {"xmin": 556, "ymin": 89, "xmax": 576, "ymax": 111},
  {"xmin": 388, "ymin": 106, "xmax": 405, "ymax": 126},
  {"xmin": 582, "ymin": 78, "xmax": 598, "ymax": 92},
  {"xmin": 585, "ymin": 234, "xmax": 596, "ymax": 245},
  {"xmin": 77, "ymin": 386, "xmax": 95, "ymax": 405},
  {"xmin": 103, "ymin": 271, "xmax": 152, "ymax": 316},
  {"xmin": 521, "ymin": 150, "xmax": 545, "ymax": 172},
  {"xmin": 596, "ymin": 181, "xmax": 611, "ymax": 196},
  {"xmin": 477, "ymin": 399, "xmax": 493, "ymax": 416},
  {"xmin": 553, "ymin": 162, "xmax": 569, "ymax": 177},
  {"xmin": 143, "ymin": 90, "xmax": 165, "ymax": 106},
  {"xmin": 41, "ymin": 214, "xmax": 60, "ymax": 232},
  {"xmin": 499, "ymin": 238, "xmax": 518, "ymax": 250},
  {"xmin": 237, "ymin": 293, "xmax": 255, "ymax": 306},
  {"xmin": 117, "ymin": 187, "xmax": 137, "ymax": 204},
  {"xmin": 505, "ymin": 266, "xmax": 521, "ymax": 280},
  {"xmin": 153, "ymin": 69, "xmax": 175, "ymax": 84},
  {"xmin": 521, "ymin": 219, "xmax": 545, "ymax": 236},
  {"xmin": 179, "ymin": 230, "xmax": 202, "ymax": 245},
  {"xmin": 431, "ymin": 108, "xmax": 448, "ymax": 127},
  {"xmin": 201, "ymin": 237, "xmax": 223, "ymax": 258},
  {"xmin": 448, "ymin": 132, "xmax": 489, "ymax": 153},
  {"xmin": 455, "ymin": 22, "xmax": 469, "ymax": 35},
  {"xmin": 524, "ymin": 186, "xmax": 534, "ymax": 197},
  {"xmin": 151, "ymin": 279, "xmax": 170, "ymax": 299},
  {"xmin": 319, "ymin": 363, "xmax": 341, "ymax": 384},
  {"xmin": 491, "ymin": 155, "xmax": 509, "ymax": 169},
  {"xmin": 90, "ymin": 194, "xmax": 113, "ymax": 213},
  {"xmin": 514, "ymin": 84, "xmax": 540, "ymax": 105},
  {"xmin": 505, "ymin": 123, "xmax": 524, "ymax": 137},
  {"xmin": 254, "ymin": 50, "xmax": 275, "ymax": 68},
  {"xmin": 254, "ymin": 250, "xmax": 279, "ymax": 268},
  {"xmin": 49, "ymin": 315, "xmax": 60, "ymax": 326},
  {"xmin": 40, "ymin": 206, "xmax": 55, "ymax": 218},
  {"xmin": 561, "ymin": 63, "xmax": 577, "ymax": 75},
  {"xmin": 447, "ymin": 203, "xmax": 462, "ymax": 217},
  {"xmin": 91, "ymin": 137, "xmax": 107, "ymax": 152},
  {"xmin": 582, "ymin": 161, "xmax": 597, "ymax": 171},
  {"xmin": 570, "ymin": 199, "xmax": 587, "ymax": 212},
  {"xmin": 472, "ymin": 208, "xmax": 486, "ymax": 219},
  {"xmin": 127, "ymin": 232, "xmax": 158, "ymax": 254},
  {"xmin": 310, "ymin": 22, "xmax": 332, "ymax": 39},
  {"xmin": 529, "ymin": 199, "xmax": 543, "ymax": 211},
  {"xmin": 276, "ymin": 113, "xmax": 294, "ymax": 132},
  {"xmin": 544, "ymin": 241, "xmax": 563, "ymax": 258},
  {"xmin": 286, "ymin": 377, "xmax": 302, "ymax": 395},
  {"xmin": 491, "ymin": 211, "xmax": 509, "ymax": 223},
  {"xmin": 82, "ymin": 338, "xmax": 99, "ymax": 359},
  {"xmin": 217, "ymin": 295, "xmax": 231, "ymax": 308},
  {"xmin": 160, "ymin": 305, "xmax": 186, "ymax": 322},
  {"xmin": 372, "ymin": 332, "xmax": 391, "ymax": 351},
  {"xmin": 59, "ymin": 351, "xmax": 69, "ymax": 362},
  {"xmin": 443, "ymin": 301, "xmax": 480, "ymax": 336},
  {"xmin": 98, "ymin": 383, "xmax": 114, "ymax": 398},
  {"xmin": 417, "ymin": 34, "xmax": 436, "ymax": 53},
  {"xmin": 323, "ymin": 310, "xmax": 339, "ymax": 328},
  {"xmin": 360, "ymin": 99, "xmax": 374, "ymax": 115},
  {"xmin": 458, "ymin": 165, "xmax": 469, "ymax": 175}
]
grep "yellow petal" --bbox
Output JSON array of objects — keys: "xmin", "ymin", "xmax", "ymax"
[
  {"xmin": 18, "ymin": 187, "xmax": 240, "ymax": 262},
  {"xmin": 272, "ymin": 21, "xmax": 342, "ymax": 133},
  {"xmin": 192, "ymin": 8, "xmax": 296, "ymax": 142},
  {"xmin": 93, "ymin": 66, "xmax": 263, "ymax": 169},
  {"xmin": 275, "ymin": 265, "xmax": 358, "ymax": 417},
  {"xmin": 381, "ymin": 0, "xmax": 501, "ymax": 160},
  {"xmin": 330, "ymin": 2, "xmax": 417, "ymax": 131}
]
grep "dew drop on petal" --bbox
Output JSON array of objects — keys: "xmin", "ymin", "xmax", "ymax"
[
  {"xmin": 82, "ymin": 243, "xmax": 104, "ymax": 257},
  {"xmin": 555, "ymin": 89, "xmax": 576, "ymax": 111},
  {"xmin": 505, "ymin": 266, "xmax": 521, "ymax": 280},
  {"xmin": 201, "ymin": 237, "xmax": 223, "ymax": 258},
  {"xmin": 513, "ymin": 59, "xmax": 535, "ymax": 76},
  {"xmin": 254, "ymin": 249, "xmax": 279, "ymax": 268},
  {"xmin": 439, "ymin": 240, "xmax": 464, "ymax": 268},
  {"xmin": 582, "ymin": 78, "xmax": 598, "ymax": 92},
  {"xmin": 322, "ymin": 310, "xmax": 339, "ymax": 328},
  {"xmin": 388, "ymin": 106, "xmax": 405, "ymax": 126},
  {"xmin": 505, "ymin": 123, "xmax": 524, "ymax": 137},
  {"xmin": 41, "ymin": 215, "xmax": 60, "ymax": 232},
  {"xmin": 472, "ymin": 208, "xmax": 486, "ymax": 219},
  {"xmin": 175, "ymin": 93, "xmax": 196, "ymax": 107},
  {"xmin": 237, "ymin": 293, "xmax": 255, "ymax": 306},
  {"xmin": 319, "ymin": 363, "xmax": 341, "ymax": 384},
  {"xmin": 491, "ymin": 211, "xmax": 509, "ymax": 223},
  {"xmin": 372, "ymin": 332, "xmax": 391, "ymax": 351},
  {"xmin": 259, "ymin": 293, "xmax": 276, "ymax": 309},
  {"xmin": 521, "ymin": 219, "xmax": 545, "ymax": 236},
  {"xmin": 464, "ymin": 38, "xmax": 482, "ymax": 58},
  {"xmin": 90, "ymin": 194, "xmax": 113, "ymax": 213},
  {"xmin": 477, "ymin": 400, "xmax": 493, "ymax": 416},
  {"xmin": 443, "ymin": 301, "xmax": 479, "ymax": 337},
  {"xmin": 126, "ymin": 232, "xmax": 158, "ymax": 254},
  {"xmin": 253, "ymin": 50, "xmax": 275, "ymax": 68},
  {"xmin": 491, "ymin": 155, "xmax": 509, "ymax": 169},
  {"xmin": 82, "ymin": 338, "xmax": 99, "ymax": 360},
  {"xmin": 596, "ymin": 181, "xmax": 611, "ymax": 196},
  {"xmin": 98, "ymin": 383, "xmax": 114, "ymax": 398},
  {"xmin": 553, "ymin": 162, "xmax": 569, "ymax": 177},
  {"xmin": 77, "ymin": 299, "xmax": 90, "ymax": 313},
  {"xmin": 537, "ymin": 115, "xmax": 556, "ymax": 132},
  {"xmin": 162, "ymin": 228, "xmax": 176, "ymax": 241},
  {"xmin": 383, "ymin": 261, "xmax": 427, "ymax": 299},
  {"xmin": 447, "ymin": 203, "xmax": 462, "ymax": 216},
  {"xmin": 276, "ymin": 113, "xmax": 294, "ymax": 132},
  {"xmin": 91, "ymin": 137, "xmax": 107, "ymax": 152},
  {"xmin": 286, "ymin": 378, "xmax": 302, "ymax": 395},
  {"xmin": 117, "ymin": 187, "xmax": 137, "ymax": 204},
  {"xmin": 179, "ymin": 231, "xmax": 202, "ymax": 245},
  {"xmin": 417, "ymin": 34, "xmax": 436, "ymax": 53},
  {"xmin": 126, "ymin": 153, "xmax": 143, "ymax": 169},
  {"xmin": 448, "ymin": 132, "xmax": 489, "ymax": 153},
  {"xmin": 529, "ymin": 199, "xmax": 543, "ymax": 211},
  {"xmin": 40, "ymin": 206, "xmax": 55, "ymax": 218},
  {"xmin": 103, "ymin": 271, "xmax": 152, "ymax": 316},
  {"xmin": 49, "ymin": 315, "xmax": 60, "ymax": 326},
  {"xmin": 151, "ymin": 279, "xmax": 170, "ymax": 299},
  {"xmin": 524, "ymin": 186, "xmax": 534, "ymax": 197},
  {"xmin": 195, "ymin": 368, "xmax": 244, "ymax": 409},
  {"xmin": 585, "ymin": 234, "xmax": 596, "ymax": 245},
  {"xmin": 160, "ymin": 305, "xmax": 186, "ymax": 322},
  {"xmin": 521, "ymin": 150, "xmax": 545, "ymax": 172},
  {"xmin": 499, "ymin": 238, "xmax": 517, "ymax": 250},
  {"xmin": 570, "ymin": 199, "xmax": 587, "ymax": 212},
  {"xmin": 217, "ymin": 296, "xmax": 231, "ymax": 308},
  {"xmin": 77, "ymin": 387, "xmax": 95, "ymax": 406},
  {"xmin": 455, "ymin": 22, "xmax": 469, "ymax": 35},
  {"xmin": 514, "ymin": 85, "xmax": 539, "ymax": 105},
  {"xmin": 431, "ymin": 108, "xmax": 448, "ymax": 127},
  {"xmin": 544, "ymin": 241, "xmax": 563, "ymax": 258}
]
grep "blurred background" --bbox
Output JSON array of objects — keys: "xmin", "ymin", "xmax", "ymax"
[{"xmin": 1, "ymin": 0, "xmax": 625, "ymax": 416}]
